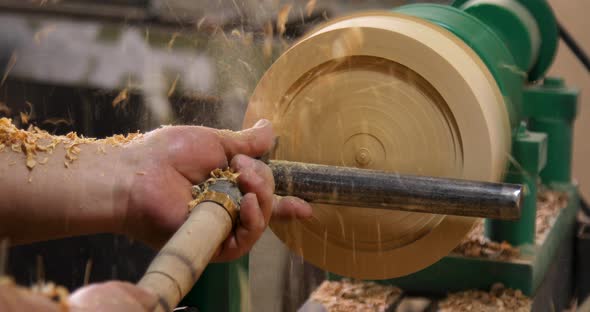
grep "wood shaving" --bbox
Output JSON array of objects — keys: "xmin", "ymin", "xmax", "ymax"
[
  {"xmin": 41, "ymin": 118, "xmax": 72, "ymax": 127},
  {"xmin": 0, "ymin": 117, "xmax": 142, "ymax": 171},
  {"xmin": 197, "ymin": 16, "xmax": 207, "ymax": 31},
  {"xmin": 277, "ymin": 5, "xmax": 292, "ymax": 37},
  {"xmin": 167, "ymin": 32, "xmax": 180, "ymax": 51},
  {"xmin": 536, "ymin": 190, "xmax": 569, "ymax": 242},
  {"xmin": 309, "ymin": 279, "xmax": 402, "ymax": 312},
  {"xmin": 453, "ymin": 220, "xmax": 519, "ymax": 260},
  {"xmin": 231, "ymin": 29, "xmax": 242, "ymax": 38},
  {"xmin": 1, "ymin": 51, "xmax": 17, "ymax": 86},
  {"xmin": 11, "ymin": 143, "xmax": 21, "ymax": 153},
  {"xmin": 263, "ymin": 21, "xmax": 274, "ymax": 59},
  {"xmin": 30, "ymin": 281, "xmax": 69, "ymax": 311},
  {"xmin": 305, "ymin": 0, "xmax": 317, "ymax": 17},
  {"xmin": 439, "ymin": 283, "xmax": 531, "ymax": 312},
  {"xmin": 188, "ymin": 168, "xmax": 240, "ymax": 211},
  {"xmin": 112, "ymin": 88, "xmax": 128, "ymax": 107},
  {"xmin": 167, "ymin": 74, "xmax": 180, "ymax": 97},
  {"xmin": 454, "ymin": 189, "xmax": 569, "ymax": 259},
  {"xmin": 33, "ymin": 24, "xmax": 57, "ymax": 46},
  {"xmin": 20, "ymin": 112, "xmax": 30, "ymax": 125},
  {"xmin": 83, "ymin": 258, "xmax": 93, "ymax": 286}
]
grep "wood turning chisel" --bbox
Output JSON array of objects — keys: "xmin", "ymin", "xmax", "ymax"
[{"xmin": 137, "ymin": 160, "xmax": 522, "ymax": 311}]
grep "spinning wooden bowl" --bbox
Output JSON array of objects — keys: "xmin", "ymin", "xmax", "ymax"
[{"xmin": 243, "ymin": 11, "xmax": 511, "ymax": 280}]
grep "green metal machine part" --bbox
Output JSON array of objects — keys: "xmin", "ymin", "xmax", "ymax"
[{"xmin": 383, "ymin": 0, "xmax": 580, "ymax": 296}]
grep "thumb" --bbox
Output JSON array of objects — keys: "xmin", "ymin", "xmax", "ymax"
[{"xmin": 216, "ymin": 119, "xmax": 275, "ymax": 159}]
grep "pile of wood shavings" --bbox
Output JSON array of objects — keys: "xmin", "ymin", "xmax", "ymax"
[
  {"xmin": 536, "ymin": 190, "xmax": 569, "ymax": 242},
  {"xmin": 188, "ymin": 168, "xmax": 239, "ymax": 211},
  {"xmin": 309, "ymin": 279, "xmax": 402, "ymax": 312},
  {"xmin": 439, "ymin": 283, "xmax": 531, "ymax": 312},
  {"xmin": 0, "ymin": 117, "xmax": 142, "ymax": 170},
  {"xmin": 453, "ymin": 189, "xmax": 569, "ymax": 260},
  {"xmin": 0, "ymin": 276, "xmax": 69, "ymax": 311},
  {"xmin": 453, "ymin": 221, "xmax": 519, "ymax": 260}
]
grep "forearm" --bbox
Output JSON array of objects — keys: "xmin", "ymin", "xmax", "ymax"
[{"xmin": 0, "ymin": 123, "xmax": 140, "ymax": 243}]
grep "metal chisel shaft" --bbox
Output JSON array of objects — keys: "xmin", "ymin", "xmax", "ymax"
[{"xmin": 269, "ymin": 160, "xmax": 522, "ymax": 220}]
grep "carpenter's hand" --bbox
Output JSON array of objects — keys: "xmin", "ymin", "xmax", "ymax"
[{"xmin": 120, "ymin": 119, "xmax": 312, "ymax": 261}]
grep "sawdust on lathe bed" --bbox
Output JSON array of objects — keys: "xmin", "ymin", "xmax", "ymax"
[
  {"xmin": 535, "ymin": 190, "xmax": 569, "ymax": 242},
  {"xmin": 0, "ymin": 117, "xmax": 142, "ymax": 170},
  {"xmin": 438, "ymin": 283, "xmax": 531, "ymax": 312},
  {"xmin": 452, "ymin": 220, "xmax": 519, "ymax": 260},
  {"xmin": 454, "ymin": 189, "xmax": 569, "ymax": 260},
  {"xmin": 309, "ymin": 279, "xmax": 402, "ymax": 312}
]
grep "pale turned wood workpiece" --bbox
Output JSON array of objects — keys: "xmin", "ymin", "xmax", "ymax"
[{"xmin": 243, "ymin": 11, "xmax": 511, "ymax": 279}]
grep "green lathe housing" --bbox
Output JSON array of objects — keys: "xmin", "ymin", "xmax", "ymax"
[
  {"xmin": 383, "ymin": 0, "xmax": 580, "ymax": 296},
  {"xmin": 184, "ymin": 0, "xmax": 580, "ymax": 310}
]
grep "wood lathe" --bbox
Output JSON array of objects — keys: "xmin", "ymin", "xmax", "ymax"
[{"xmin": 138, "ymin": 0, "xmax": 582, "ymax": 311}]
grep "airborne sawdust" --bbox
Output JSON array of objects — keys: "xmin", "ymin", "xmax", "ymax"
[
  {"xmin": 305, "ymin": 0, "xmax": 317, "ymax": 17},
  {"xmin": 167, "ymin": 74, "xmax": 180, "ymax": 97},
  {"xmin": 0, "ymin": 117, "xmax": 142, "ymax": 170},
  {"xmin": 167, "ymin": 32, "xmax": 180, "ymax": 51},
  {"xmin": 1, "ymin": 51, "xmax": 17, "ymax": 87},
  {"xmin": 20, "ymin": 101, "xmax": 34, "ymax": 126},
  {"xmin": 33, "ymin": 24, "xmax": 57, "ymax": 46},
  {"xmin": 277, "ymin": 5, "xmax": 292, "ymax": 37},
  {"xmin": 263, "ymin": 21, "xmax": 274, "ymax": 59},
  {"xmin": 112, "ymin": 88, "xmax": 129, "ymax": 107}
]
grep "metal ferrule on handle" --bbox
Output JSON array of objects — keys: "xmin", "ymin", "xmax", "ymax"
[{"xmin": 138, "ymin": 181, "xmax": 241, "ymax": 312}]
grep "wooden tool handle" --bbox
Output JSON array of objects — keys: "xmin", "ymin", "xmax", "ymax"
[{"xmin": 138, "ymin": 201, "xmax": 233, "ymax": 312}]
